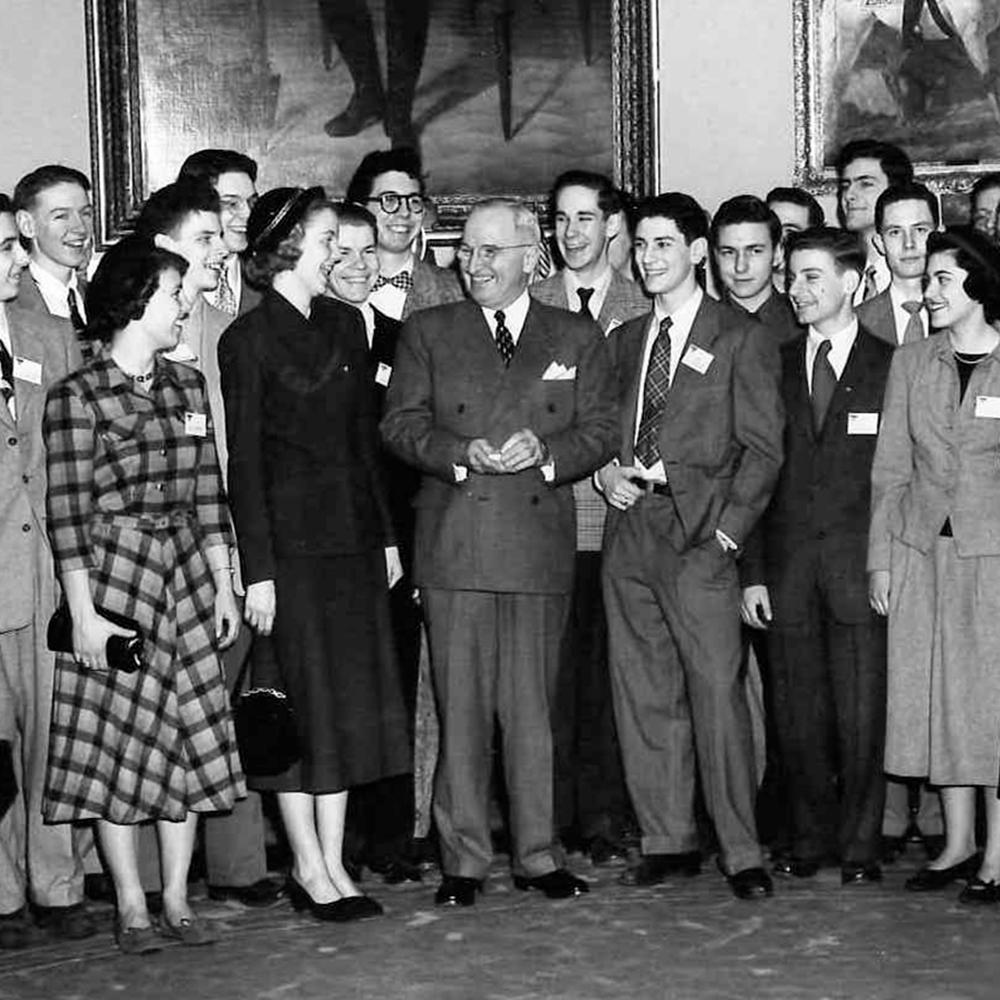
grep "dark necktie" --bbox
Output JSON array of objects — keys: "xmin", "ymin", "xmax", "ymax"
[
  {"xmin": 634, "ymin": 317, "xmax": 673, "ymax": 468},
  {"xmin": 901, "ymin": 300, "xmax": 924, "ymax": 345},
  {"xmin": 577, "ymin": 287, "xmax": 595, "ymax": 320},
  {"xmin": 494, "ymin": 309, "xmax": 515, "ymax": 366},
  {"xmin": 862, "ymin": 265, "xmax": 878, "ymax": 302},
  {"xmin": 0, "ymin": 340, "xmax": 14, "ymax": 419},
  {"xmin": 811, "ymin": 338, "xmax": 837, "ymax": 435},
  {"xmin": 372, "ymin": 271, "xmax": 414, "ymax": 293},
  {"xmin": 67, "ymin": 288, "xmax": 85, "ymax": 333}
]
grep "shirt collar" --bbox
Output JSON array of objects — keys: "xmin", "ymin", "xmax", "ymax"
[
  {"xmin": 29, "ymin": 259, "xmax": 79, "ymax": 298},
  {"xmin": 0, "ymin": 303, "xmax": 9, "ymax": 353},
  {"xmin": 563, "ymin": 264, "xmax": 612, "ymax": 299},
  {"xmin": 887, "ymin": 282, "xmax": 923, "ymax": 312},
  {"xmin": 807, "ymin": 316, "xmax": 858, "ymax": 348},
  {"xmin": 380, "ymin": 253, "xmax": 415, "ymax": 280},
  {"xmin": 481, "ymin": 288, "xmax": 532, "ymax": 333},
  {"xmin": 653, "ymin": 286, "xmax": 702, "ymax": 327}
]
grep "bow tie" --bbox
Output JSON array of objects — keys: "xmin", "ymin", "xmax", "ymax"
[{"xmin": 372, "ymin": 271, "xmax": 414, "ymax": 293}]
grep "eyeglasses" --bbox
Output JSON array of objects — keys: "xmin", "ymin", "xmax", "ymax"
[
  {"xmin": 456, "ymin": 243, "xmax": 537, "ymax": 265},
  {"xmin": 367, "ymin": 192, "xmax": 425, "ymax": 215}
]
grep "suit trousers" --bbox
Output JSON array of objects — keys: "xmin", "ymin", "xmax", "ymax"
[
  {"xmin": 766, "ymin": 606, "xmax": 887, "ymax": 865},
  {"xmin": 603, "ymin": 496, "xmax": 762, "ymax": 874},
  {"xmin": 423, "ymin": 588, "xmax": 568, "ymax": 880},
  {"xmin": 0, "ymin": 543, "xmax": 85, "ymax": 911}
]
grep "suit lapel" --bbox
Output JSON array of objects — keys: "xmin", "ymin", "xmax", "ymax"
[
  {"xmin": 661, "ymin": 299, "xmax": 725, "ymax": 416},
  {"xmin": 619, "ymin": 313, "xmax": 653, "ymax": 461},
  {"xmin": 790, "ymin": 337, "xmax": 815, "ymax": 443},
  {"xmin": 820, "ymin": 332, "xmax": 871, "ymax": 439}
]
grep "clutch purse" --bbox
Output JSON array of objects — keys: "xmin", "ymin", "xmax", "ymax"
[
  {"xmin": 46, "ymin": 603, "xmax": 144, "ymax": 674},
  {"xmin": 232, "ymin": 636, "xmax": 301, "ymax": 777}
]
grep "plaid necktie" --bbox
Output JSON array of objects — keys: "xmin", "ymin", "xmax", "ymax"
[
  {"xmin": 577, "ymin": 287, "xmax": 595, "ymax": 320},
  {"xmin": 372, "ymin": 271, "xmax": 414, "ymax": 293},
  {"xmin": 0, "ymin": 341, "xmax": 15, "ymax": 420},
  {"xmin": 634, "ymin": 317, "xmax": 673, "ymax": 468},
  {"xmin": 901, "ymin": 300, "xmax": 924, "ymax": 344},
  {"xmin": 494, "ymin": 309, "xmax": 515, "ymax": 366},
  {"xmin": 215, "ymin": 264, "xmax": 237, "ymax": 315},
  {"xmin": 811, "ymin": 338, "xmax": 837, "ymax": 434}
]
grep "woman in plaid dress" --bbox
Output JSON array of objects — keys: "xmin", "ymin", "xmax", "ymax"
[{"xmin": 43, "ymin": 238, "xmax": 245, "ymax": 952}]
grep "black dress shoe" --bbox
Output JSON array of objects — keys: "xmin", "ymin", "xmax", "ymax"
[
  {"xmin": 324, "ymin": 92, "xmax": 384, "ymax": 137},
  {"xmin": 434, "ymin": 875, "xmax": 481, "ymax": 907},
  {"xmin": 619, "ymin": 852, "xmax": 701, "ymax": 886},
  {"xmin": 840, "ymin": 863, "xmax": 883, "ymax": 885},
  {"xmin": 83, "ymin": 872, "xmax": 116, "ymax": 903},
  {"xmin": 32, "ymin": 901, "xmax": 97, "ymax": 939},
  {"xmin": 905, "ymin": 853, "xmax": 981, "ymax": 891},
  {"xmin": 207, "ymin": 877, "xmax": 286, "ymax": 907},
  {"xmin": 773, "ymin": 857, "xmax": 820, "ymax": 878},
  {"xmin": 287, "ymin": 876, "xmax": 379, "ymax": 922},
  {"xmin": 512, "ymin": 869, "xmax": 589, "ymax": 899},
  {"xmin": 958, "ymin": 877, "xmax": 1000, "ymax": 905},
  {"xmin": 727, "ymin": 867, "xmax": 774, "ymax": 899}
]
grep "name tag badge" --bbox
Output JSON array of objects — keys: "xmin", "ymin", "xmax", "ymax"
[
  {"xmin": 375, "ymin": 361, "xmax": 392, "ymax": 387},
  {"xmin": 681, "ymin": 344, "xmax": 714, "ymax": 375},
  {"xmin": 12, "ymin": 356, "xmax": 42, "ymax": 385},
  {"xmin": 847, "ymin": 412, "xmax": 879, "ymax": 435},
  {"xmin": 184, "ymin": 411, "xmax": 207, "ymax": 437},
  {"xmin": 975, "ymin": 395, "xmax": 1000, "ymax": 419}
]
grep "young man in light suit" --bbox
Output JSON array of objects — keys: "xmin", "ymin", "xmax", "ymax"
[
  {"xmin": 382, "ymin": 199, "xmax": 618, "ymax": 907},
  {"xmin": 0, "ymin": 194, "xmax": 93, "ymax": 946},
  {"xmin": 530, "ymin": 171, "xmax": 647, "ymax": 864},
  {"xmin": 597, "ymin": 193, "xmax": 784, "ymax": 900}
]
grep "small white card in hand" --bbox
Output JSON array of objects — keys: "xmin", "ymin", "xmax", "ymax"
[
  {"xmin": 681, "ymin": 344, "xmax": 713, "ymax": 375},
  {"xmin": 541, "ymin": 361, "xmax": 577, "ymax": 381},
  {"xmin": 12, "ymin": 356, "xmax": 42, "ymax": 385},
  {"xmin": 184, "ymin": 411, "xmax": 207, "ymax": 437},
  {"xmin": 375, "ymin": 362, "xmax": 392, "ymax": 387},
  {"xmin": 975, "ymin": 395, "xmax": 1000, "ymax": 419},
  {"xmin": 847, "ymin": 412, "xmax": 879, "ymax": 435}
]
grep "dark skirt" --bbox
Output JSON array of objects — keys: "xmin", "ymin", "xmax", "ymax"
[{"xmin": 250, "ymin": 549, "xmax": 412, "ymax": 794}]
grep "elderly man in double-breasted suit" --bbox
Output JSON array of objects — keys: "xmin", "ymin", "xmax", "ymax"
[
  {"xmin": 597, "ymin": 193, "xmax": 784, "ymax": 900},
  {"xmin": 0, "ymin": 197, "xmax": 90, "ymax": 944},
  {"xmin": 382, "ymin": 199, "xmax": 618, "ymax": 908}
]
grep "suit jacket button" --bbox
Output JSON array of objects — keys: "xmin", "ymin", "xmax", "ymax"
[
  {"xmin": 21, "ymin": 474, "xmax": 29, "ymax": 483},
  {"xmin": 457, "ymin": 404, "xmax": 465, "ymax": 413},
  {"xmin": 21, "ymin": 523, "xmax": 30, "ymax": 533},
  {"xmin": 547, "ymin": 403, "xmax": 556, "ymax": 413},
  {"xmin": 531, "ymin": 496, "xmax": 540, "ymax": 505},
  {"xmin": 7, "ymin": 436, "xmax": 16, "ymax": 446}
]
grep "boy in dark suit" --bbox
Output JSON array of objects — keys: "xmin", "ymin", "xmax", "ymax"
[{"xmin": 741, "ymin": 228, "xmax": 893, "ymax": 884}]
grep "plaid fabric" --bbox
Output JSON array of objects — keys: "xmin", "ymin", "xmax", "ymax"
[
  {"xmin": 573, "ymin": 477, "xmax": 608, "ymax": 552},
  {"xmin": 42, "ymin": 352, "xmax": 243, "ymax": 822}
]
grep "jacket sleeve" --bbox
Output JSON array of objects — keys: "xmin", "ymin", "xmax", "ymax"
[
  {"xmin": 380, "ymin": 312, "xmax": 475, "ymax": 481},
  {"xmin": 218, "ymin": 320, "xmax": 275, "ymax": 584},
  {"xmin": 717, "ymin": 322, "xmax": 785, "ymax": 547},
  {"xmin": 868, "ymin": 349, "xmax": 912, "ymax": 572},
  {"xmin": 191, "ymin": 372, "xmax": 233, "ymax": 552}
]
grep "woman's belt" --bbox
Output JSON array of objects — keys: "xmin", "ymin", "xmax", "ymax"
[{"xmin": 94, "ymin": 509, "xmax": 196, "ymax": 532}]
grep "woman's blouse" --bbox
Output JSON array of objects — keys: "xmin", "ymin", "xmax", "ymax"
[{"xmin": 44, "ymin": 351, "xmax": 231, "ymax": 575}]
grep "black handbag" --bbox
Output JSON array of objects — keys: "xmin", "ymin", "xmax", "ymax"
[
  {"xmin": 47, "ymin": 603, "xmax": 144, "ymax": 673},
  {"xmin": 232, "ymin": 635, "xmax": 301, "ymax": 777}
]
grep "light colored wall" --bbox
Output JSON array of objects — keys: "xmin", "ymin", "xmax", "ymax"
[
  {"xmin": 0, "ymin": 0, "xmax": 799, "ymax": 215},
  {"xmin": 0, "ymin": 0, "xmax": 90, "ymax": 193}
]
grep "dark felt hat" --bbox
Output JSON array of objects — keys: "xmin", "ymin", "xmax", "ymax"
[{"xmin": 246, "ymin": 186, "xmax": 326, "ymax": 254}]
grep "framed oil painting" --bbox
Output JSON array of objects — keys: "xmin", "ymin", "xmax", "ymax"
[
  {"xmin": 85, "ymin": 0, "xmax": 658, "ymax": 247},
  {"xmin": 794, "ymin": 0, "xmax": 1000, "ymax": 197}
]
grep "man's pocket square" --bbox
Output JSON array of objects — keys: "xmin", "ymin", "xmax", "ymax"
[{"xmin": 541, "ymin": 362, "xmax": 577, "ymax": 381}]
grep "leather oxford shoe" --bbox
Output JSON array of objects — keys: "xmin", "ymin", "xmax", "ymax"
[
  {"xmin": 905, "ymin": 853, "xmax": 981, "ymax": 892},
  {"xmin": 773, "ymin": 857, "xmax": 819, "ymax": 878},
  {"xmin": 727, "ymin": 867, "xmax": 774, "ymax": 899},
  {"xmin": 840, "ymin": 864, "xmax": 883, "ymax": 885},
  {"xmin": 434, "ymin": 875, "xmax": 481, "ymax": 907},
  {"xmin": 513, "ymin": 869, "xmax": 589, "ymax": 899},
  {"xmin": 619, "ymin": 852, "xmax": 701, "ymax": 886}
]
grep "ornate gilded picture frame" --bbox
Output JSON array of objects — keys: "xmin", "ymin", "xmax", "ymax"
[{"xmin": 86, "ymin": 0, "xmax": 658, "ymax": 247}]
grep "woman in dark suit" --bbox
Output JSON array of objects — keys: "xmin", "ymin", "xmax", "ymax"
[
  {"xmin": 219, "ymin": 188, "xmax": 410, "ymax": 921},
  {"xmin": 869, "ymin": 227, "xmax": 1000, "ymax": 904}
]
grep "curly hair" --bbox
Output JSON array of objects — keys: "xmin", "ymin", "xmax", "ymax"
[{"xmin": 85, "ymin": 236, "xmax": 188, "ymax": 344}]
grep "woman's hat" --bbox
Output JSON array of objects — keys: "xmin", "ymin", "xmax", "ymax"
[{"xmin": 246, "ymin": 186, "xmax": 327, "ymax": 255}]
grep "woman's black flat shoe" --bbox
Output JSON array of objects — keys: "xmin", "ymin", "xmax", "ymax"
[
  {"xmin": 958, "ymin": 877, "xmax": 1000, "ymax": 905},
  {"xmin": 904, "ymin": 853, "xmax": 981, "ymax": 892},
  {"xmin": 287, "ymin": 877, "xmax": 382, "ymax": 922}
]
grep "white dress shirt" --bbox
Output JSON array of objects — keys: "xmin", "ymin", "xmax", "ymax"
[
  {"xmin": 480, "ymin": 288, "xmax": 531, "ymax": 344},
  {"xmin": 888, "ymin": 282, "xmax": 928, "ymax": 345},
  {"xmin": 806, "ymin": 317, "xmax": 859, "ymax": 391},
  {"xmin": 29, "ymin": 260, "xmax": 85, "ymax": 320},
  {"xmin": 562, "ymin": 264, "xmax": 613, "ymax": 325},
  {"xmin": 369, "ymin": 253, "xmax": 414, "ymax": 321}
]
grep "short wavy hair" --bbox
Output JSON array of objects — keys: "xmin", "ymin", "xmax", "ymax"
[
  {"xmin": 926, "ymin": 227, "xmax": 1000, "ymax": 323},
  {"xmin": 244, "ymin": 194, "xmax": 336, "ymax": 290},
  {"xmin": 85, "ymin": 236, "xmax": 188, "ymax": 344}
]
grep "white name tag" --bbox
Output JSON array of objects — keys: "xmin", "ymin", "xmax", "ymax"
[
  {"xmin": 184, "ymin": 411, "xmax": 207, "ymax": 437},
  {"xmin": 12, "ymin": 356, "xmax": 42, "ymax": 385},
  {"xmin": 975, "ymin": 395, "xmax": 1000, "ymax": 419},
  {"xmin": 375, "ymin": 361, "xmax": 392, "ymax": 387},
  {"xmin": 847, "ymin": 412, "xmax": 879, "ymax": 435},
  {"xmin": 681, "ymin": 344, "xmax": 713, "ymax": 375}
]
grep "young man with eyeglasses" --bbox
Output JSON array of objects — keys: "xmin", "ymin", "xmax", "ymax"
[
  {"xmin": 178, "ymin": 149, "xmax": 260, "ymax": 316},
  {"xmin": 346, "ymin": 148, "xmax": 463, "ymax": 320}
]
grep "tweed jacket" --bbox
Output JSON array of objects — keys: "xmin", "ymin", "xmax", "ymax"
[
  {"xmin": 400, "ymin": 257, "xmax": 465, "ymax": 321},
  {"xmin": 870, "ymin": 334, "xmax": 1000, "ymax": 568},
  {"xmin": 530, "ymin": 268, "xmax": 650, "ymax": 335},
  {"xmin": 742, "ymin": 328, "xmax": 895, "ymax": 624},
  {"xmin": 6, "ymin": 270, "xmax": 83, "ymax": 358},
  {"xmin": 605, "ymin": 295, "xmax": 784, "ymax": 552},
  {"xmin": 0, "ymin": 305, "xmax": 80, "ymax": 630},
  {"xmin": 381, "ymin": 297, "xmax": 618, "ymax": 593}
]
